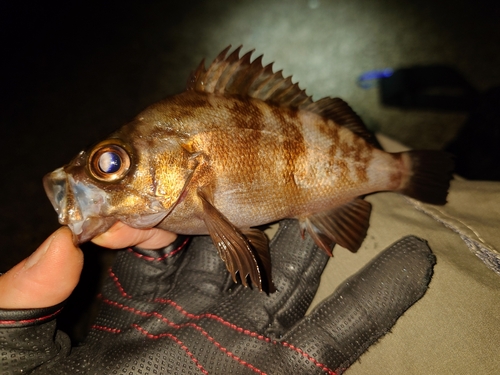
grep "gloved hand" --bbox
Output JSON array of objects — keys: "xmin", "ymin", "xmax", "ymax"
[{"xmin": 0, "ymin": 220, "xmax": 435, "ymax": 374}]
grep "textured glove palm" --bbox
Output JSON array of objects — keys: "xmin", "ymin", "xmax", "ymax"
[{"xmin": 1, "ymin": 220, "xmax": 435, "ymax": 374}]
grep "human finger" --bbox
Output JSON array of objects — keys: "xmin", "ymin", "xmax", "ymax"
[
  {"xmin": 267, "ymin": 219, "xmax": 329, "ymax": 298},
  {"xmin": 91, "ymin": 222, "xmax": 177, "ymax": 250},
  {"xmin": 262, "ymin": 219, "xmax": 329, "ymax": 333},
  {"xmin": 283, "ymin": 236, "xmax": 435, "ymax": 373},
  {"xmin": 0, "ymin": 227, "xmax": 83, "ymax": 309},
  {"xmin": 208, "ymin": 219, "xmax": 328, "ymax": 337}
]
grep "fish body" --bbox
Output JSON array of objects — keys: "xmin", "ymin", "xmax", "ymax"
[
  {"xmin": 135, "ymin": 93, "xmax": 394, "ymax": 232},
  {"xmin": 44, "ymin": 46, "xmax": 453, "ymax": 291}
]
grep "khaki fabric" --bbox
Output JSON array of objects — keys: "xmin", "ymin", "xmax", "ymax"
[{"xmin": 309, "ymin": 135, "xmax": 500, "ymax": 374}]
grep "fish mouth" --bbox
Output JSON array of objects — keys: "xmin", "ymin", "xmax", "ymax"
[
  {"xmin": 43, "ymin": 167, "xmax": 170, "ymax": 244},
  {"xmin": 43, "ymin": 167, "xmax": 116, "ymax": 243}
]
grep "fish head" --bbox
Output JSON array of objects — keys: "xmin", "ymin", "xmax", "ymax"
[{"xmin": 43, "ymin": 123, "xmax": 198, "ymax": 244}]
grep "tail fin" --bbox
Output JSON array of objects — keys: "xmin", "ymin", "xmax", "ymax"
[{"xmin": 399, "ymin": 150, "xmax": 454, "ymax": 205}]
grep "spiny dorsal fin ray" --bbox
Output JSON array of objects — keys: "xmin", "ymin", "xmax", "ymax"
[
  {"xmin": 187, "ymin": 45, "xmax": 314, "ymax": 109},
  {"xmin": 187, "ymin": 46, "xmax": 379, "ymax": 147}
]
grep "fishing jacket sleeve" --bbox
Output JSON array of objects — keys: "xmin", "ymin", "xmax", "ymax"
[
  {"xmin": 0, "ymin": 220, "xmax": 435, "ymax": 375},
  {"xmin": 0, "ymin": 304, "xmax": 71, "ymax": 372}
]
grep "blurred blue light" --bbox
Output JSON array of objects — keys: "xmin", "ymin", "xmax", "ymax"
[{"xmin": 357, "ymin": 68, "xmax": 394, "ymax": 89}]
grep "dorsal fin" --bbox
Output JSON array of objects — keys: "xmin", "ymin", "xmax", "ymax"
[
  {"xmin": 186, "ymin": 45, "xmax": 313, "ymax": 108},
  {"xmin": 302, "ymin": 97, "xmax": 381, "ymax": 148},
  {"xmin": 187, "ymin": 46, "xmax": 380, "ymax": 148}
]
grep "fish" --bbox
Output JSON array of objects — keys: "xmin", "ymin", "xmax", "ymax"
[{"xmin": 43, "ymin": 46, "xmax": 454, "ymax": 292}]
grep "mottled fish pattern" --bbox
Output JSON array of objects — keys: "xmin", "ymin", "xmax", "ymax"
[{"xmin": 44, "ymin": 46, "xmax": 453, "ymax": 292}]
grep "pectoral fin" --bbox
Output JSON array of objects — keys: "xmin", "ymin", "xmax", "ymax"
[
  {"xmin": 198, "ymin": 188, "xmax": 274, "ymax": 292},
  {"xmin": 300, "ymin": 198, "xmax": 372, "ymax": 255}
]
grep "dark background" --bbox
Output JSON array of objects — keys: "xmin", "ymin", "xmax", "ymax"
[{"xmin": 0, "ymin": 0, "xmax": 499, "ymax": 338}]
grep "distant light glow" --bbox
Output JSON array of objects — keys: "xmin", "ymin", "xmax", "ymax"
[
  {"xmin": 308, "ymin": 0, "xmax": 321, "ymax": 9},
  {"xmin": 357, "ymin": 68, "xmax": 394, "ymax": 89}
]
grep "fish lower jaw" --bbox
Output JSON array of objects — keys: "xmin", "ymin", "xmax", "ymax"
[
  {"xmin": 64, "ymin": 216, "xmax": 117, "ymax": 244},
  {"xmin": 67, "ymin": 220, "xmax": 85, "ymax": 236}
]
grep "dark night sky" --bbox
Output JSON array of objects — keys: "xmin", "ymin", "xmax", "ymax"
[{"xmin": 1, "ymin": 1, "xmax": 199, "ymax": 269}]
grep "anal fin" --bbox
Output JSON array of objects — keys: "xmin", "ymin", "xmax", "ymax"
[
  {"xmin": 300, "ymin": 198, "xmax": 372, "ymax": 254},
  {"xmin": 198, "ymin": 188, "xmax": 274, "ymax": 292}
]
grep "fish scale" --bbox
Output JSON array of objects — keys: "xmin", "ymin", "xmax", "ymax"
[{"xmin": 43, "ymin": 46, "xmax": 453, "ymax": 292}]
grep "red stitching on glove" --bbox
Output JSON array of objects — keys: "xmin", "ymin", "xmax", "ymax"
[
  {"xmin": 0, "ymin": 307, "xmax": 63, "ymax": 326},
  {"xmin": 100, "ymin": 298, "xmax": 265, "ymax": 373},
  {"xmin": 99, "ymin": 296, "xmax": 151, "ymax": 317},
  {"xmin": 127, "ymin": 237, "xmax": 190, "ymax": 261},
  {"xmin": 108, "ymin": 268, "xmax": 133, "ymax": 299},
  {"xmin": 154, "ymin": 298, "xmax": 272, "ymax": 342},
  {"xmin": 133, "ymin": 324, "xmax": 209, "ymax": 375},
  {"xmin": 92, "ymin": 324, "xmax": 121, "ymax": 334},
  {"xmin": 153, "ymin": 298, "xmax": 337, "ymax": 374},
  {"xmin": 149, "ymin": 314, "xmax": 266, "ymax": 374},
  {"xmin": 132, "ymin": 323, "xmax": 265, "ymax": 375},
  {"xmin": 281, "ymin": 341, "xmax": 338, "ymax": 374},
  {"xmin": 104, "ymin": 248, "xmax": 337, "ymax": 375},
  {"xmin": 108, "ymin": 238, "xmax": 191, "ymax": 299},
  {"xmin": 101, "ymin": 297, "xmax": 337, "ymax": 375}
]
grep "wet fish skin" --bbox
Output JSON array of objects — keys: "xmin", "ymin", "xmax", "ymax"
[
  {"xmin": 43, "ymin": 46, "xmax": 453, "ymax": 292},
  {"xmin": 130, "ymin": 93, "xmax": 391, "ymax": 231}
]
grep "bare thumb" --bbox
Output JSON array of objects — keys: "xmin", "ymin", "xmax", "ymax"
[{"xmin": 0, "ymin": 227, "xmax": 83, "ymax": 309}]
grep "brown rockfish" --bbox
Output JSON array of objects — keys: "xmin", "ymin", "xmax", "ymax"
[{"xmin": 44, "ymin": 46, "xmax": 453, "ymax": 291}]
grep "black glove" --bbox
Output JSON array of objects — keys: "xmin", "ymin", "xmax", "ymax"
[{"xmin": 0, "ymin": 220, "xmax": 435, "ymax": 374}]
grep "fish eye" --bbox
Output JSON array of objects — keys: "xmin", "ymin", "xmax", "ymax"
[
  {"xmin": 98, "ymin": 151, "xmax": 121, "ymax": 173},
  {"xmin": 89, "ymin": 143, "xmax": 131, "ymax": 182}
]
